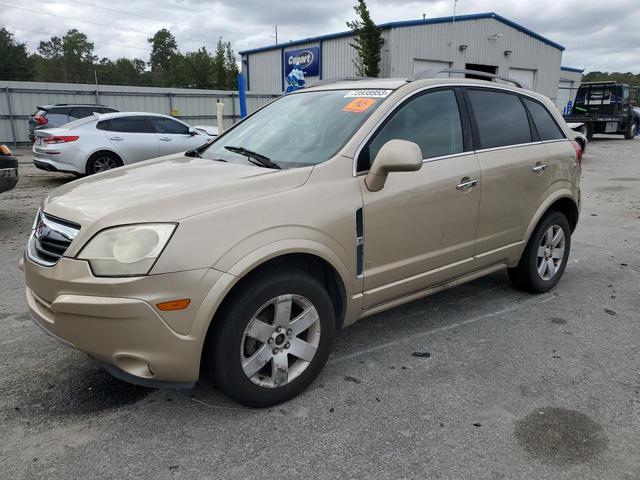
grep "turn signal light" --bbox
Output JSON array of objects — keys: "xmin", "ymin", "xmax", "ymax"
[
  {"xmin": 156, "ymin": 299, "xmax": 191, "ymax": 311},
  {"xmin": 43, "ymin": 136, "xmax": 79, "ymax": 144}
]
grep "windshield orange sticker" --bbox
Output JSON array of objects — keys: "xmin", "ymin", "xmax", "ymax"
[{"xmin": 343, "ymin": 97, "xmax": 377, "ymax": 113}]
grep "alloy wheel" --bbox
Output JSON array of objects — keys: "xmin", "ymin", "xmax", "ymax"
[
  {"xmin": 92, "ymin": 156, "xmax": 119, "ymax": 172},
  {"xmin": 537, "ymin": 225, "xmax": 565, "ymax": 281},
  {"xmin": 240, "ymin": 294, "xmax": 321, "ymax": 388}
]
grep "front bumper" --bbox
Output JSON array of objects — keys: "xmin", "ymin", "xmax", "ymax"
[{"xmin": 23, "ymin": 254, "xmax": 227, "ymax": 385}]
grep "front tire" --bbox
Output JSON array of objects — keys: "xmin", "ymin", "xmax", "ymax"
[
  {"xmin": 508, "ymin": 211, "xmax": 571, "ymax": 293},
  {"xmin": 207, "ymin": 269, "xmax": 336, "ymax": 407}
]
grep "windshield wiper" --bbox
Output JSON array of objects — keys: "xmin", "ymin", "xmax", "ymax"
[{"xmin": 224, "ymin": 145, "xmax": 281, "ymax": 170}]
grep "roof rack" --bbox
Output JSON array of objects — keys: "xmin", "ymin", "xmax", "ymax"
[
  {"xmin": 409, "ymin": 68, "xmax": 526, "ymax": 89},
  {"xmin": 312, "ymin": 76, "xmax": 374, "ymax": 87}
]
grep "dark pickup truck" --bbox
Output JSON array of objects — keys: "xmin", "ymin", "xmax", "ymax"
[
  {"xmin": 0, "ymin": 145, "xmax": 19, "ymax": 194},
  {"xmin": 564, "ymin": 82, "xmax": 640, "ymax": 140}
]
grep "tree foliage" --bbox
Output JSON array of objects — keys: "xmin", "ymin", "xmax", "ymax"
[
  {"xmin": 0, "ymin": 27, "xmax": 34, "ymax": 80},
  {"xmin": 346, "ymin": 0, "xmax": 384, "ymax": 77},
  {"xmin": 0, "ymin": 26, "xmax": 241, "ymax": 90},
  {"xmin": 582, "ymin": 71, "xmax": 640, "ymax": 85}
]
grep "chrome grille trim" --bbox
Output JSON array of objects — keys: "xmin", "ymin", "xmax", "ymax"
[{"xmin": 27, "ymin": 211, "xmax": 80, "ymax": 266}]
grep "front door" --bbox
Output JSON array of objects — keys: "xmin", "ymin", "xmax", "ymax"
[
  {"xmin": 357, "ymin": 88, "xmax": 481, "ymax": 308},
  {"xmin": 149, "ymin": 116, "xmax": 207, "ymax": 156}
]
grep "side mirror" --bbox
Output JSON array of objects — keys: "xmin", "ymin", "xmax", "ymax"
[
  {"xmin": 364, "ymin": 139, "xmax": 423, "ymax": 192},
  {"xmin": 188, "ymin": 127, "xmax": 197, "ymax": 136}
]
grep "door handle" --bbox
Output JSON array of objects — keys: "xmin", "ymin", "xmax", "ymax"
[
  {"xmin": 159, "ymin": 137, "xmax": 172, "ymax": 142},
  {"xmin": 109, "ymin": 137, "xmax": 123, "ymax": 141},
  {"xmin": 456, "ymin": 178, "xmax": 479, "ymax": 191},
  {"xmin": 532, "ymin": 163, "xmax": 548, "ymax": 173}
]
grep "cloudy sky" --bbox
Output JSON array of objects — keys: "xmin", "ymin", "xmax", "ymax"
[{"xmin": 2, "ymin": 0, "xmax": 638, "ymax": 72}]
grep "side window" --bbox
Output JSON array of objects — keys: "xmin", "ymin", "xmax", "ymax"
[
  {"xmin": 467, "ymin": 89, "xmax": 532, "ymax": 149},
  {"xmin": 150, "ymin": 117, "xmax": 190, "ymax": 135},
  {"xmin": 523, "ymin": 98, "xmax": 565, "ymax": 141},
  {"xmin": 361, "ymin": 89, "xmax": 464, "ymax": 171},
  {"xmin": 96, "ymin": 120, "xmax": 111, "ymax": 131},
  {"xmin": 108, "ymin": 116, "xmax": 152, "ymax": 133}
]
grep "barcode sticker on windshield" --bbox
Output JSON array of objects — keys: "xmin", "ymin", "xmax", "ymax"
[{"xmin": 344, "ymin": 90, "xmax": 392, "ymax": 98}]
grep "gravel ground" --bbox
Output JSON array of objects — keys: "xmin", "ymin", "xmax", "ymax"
[{"xmin": 1, "ymin": 138, "xmax": 639, "ymax": 479}]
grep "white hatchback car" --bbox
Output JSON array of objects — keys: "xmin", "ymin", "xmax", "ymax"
[{"xmin": 32, "ymin": 112, "xmax": 213, "ymax": 175}]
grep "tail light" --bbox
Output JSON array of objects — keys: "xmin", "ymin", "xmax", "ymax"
[
  {"xmin": 42, "ymin": 136, "xmax": 79, "ymax": 144},
  {"xmin": 34, "ymin": 116, "xmax": 48, "ymax": 126},
  {"xmin": 570, "ymin": 140, "xmax": 583, "ymax": 166}
]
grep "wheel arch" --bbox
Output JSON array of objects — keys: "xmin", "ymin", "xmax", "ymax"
[
  {"xmin": 524, "ymin": 191, "xmax": 579, "ymax": 248},
  {"xmin": 197, "ymin": 248, "xmax": 351, "ymax": 372},
  {"xmin": 86, "ymin": 149, "xmax": 124, "ymax": 173}
]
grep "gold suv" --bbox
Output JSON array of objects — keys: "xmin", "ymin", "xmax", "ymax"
[{"xmin": 22, "ymin": 77, "xmax": 581, "ymax": 406}]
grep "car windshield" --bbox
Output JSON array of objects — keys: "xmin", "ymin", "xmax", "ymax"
[{"xmin": 200, "ymin": 89, "xmax": 390, "ymax": 168}]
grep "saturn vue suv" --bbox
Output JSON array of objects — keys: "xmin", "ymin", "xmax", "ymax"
[{"xmin": 22, "ymin": 75, "xmax": 581, "ymax": 407}]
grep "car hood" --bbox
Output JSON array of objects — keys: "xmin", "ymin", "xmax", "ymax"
[{"xmin": 42, "ymin": 154, "xmax": 313, "ymax": 229}]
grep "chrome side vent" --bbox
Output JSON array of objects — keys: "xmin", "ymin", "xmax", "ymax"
[{"xmin": 356, "ymin": 207, "xmax": 364, "ymax": 277}]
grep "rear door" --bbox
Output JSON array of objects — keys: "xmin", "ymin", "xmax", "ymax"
[
  {"xmin": 465, "ymin": 88, "xmax": 550, "ymax": 268},
  {"xmin": 522, "ymin": 96, "xmax": 574, "ymax": 195},
  {"xmin": 149, "ymin": 116, "xmax": 206, "ymax": 155},
  {"xmin": 100, "ymin": 116, "xmax": 159, "ymax": 164}
]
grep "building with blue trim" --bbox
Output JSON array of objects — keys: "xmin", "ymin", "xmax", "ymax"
[{"xmin": 240, "ymin": 12, "xmax": 581, "ymax": 104}]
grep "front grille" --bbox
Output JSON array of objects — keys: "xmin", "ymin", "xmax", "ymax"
[{"xmin": 28, "ymin": 211, "xmax": 80, "ymax": 266}]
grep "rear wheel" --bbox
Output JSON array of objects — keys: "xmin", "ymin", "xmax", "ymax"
[
  {"xmin": 508, "ymin": 211, "xmax": 571, "ymax": 293},
  {"xmin": 86, "ymin": 151, "xmax": 123, "ymax": 174},
  {"xmin": 624, "ymin": 120, "xmax": 638, "ymax": 140},
  {"xmin": 207, "ymin": 269, "xmax": 336, "ymax": 407}
]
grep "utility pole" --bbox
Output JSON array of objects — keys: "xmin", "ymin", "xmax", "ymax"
[{"xmin": 274, "ymin": 25, "xmax": 278, "ymax": 45}]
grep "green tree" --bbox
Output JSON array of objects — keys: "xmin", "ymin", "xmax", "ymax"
[
  {"xmin": 36, "ymin": 35, "xmax": 65, "ymax": 81},
  {"xmin": 0, "ymin": 28, "xmax": 34, "ymax": 80},
  {"xmin": 183, "ymin": 48, "xmax": 214, "ymax": 88},
  {"xmin": 148, "ymin": 28, "xmax": 178, "ymax": 81},
  {"xmin": 225, "ymin": 42, "xmax": 239, "ymax": 89},
  {"xmin": 96, "ymin": 57, "xmax": 148, "ymax": 85},
  {"xmin": 212, "ymin": 38, "xmax": 227, "ymax": 88},
  {"xmin": 346, "ymin": 0, "xmax": 384, "ymax": 77},
  {"xmin": 61, "ymin": 29, "xmax": 97, "ymax": 83}
]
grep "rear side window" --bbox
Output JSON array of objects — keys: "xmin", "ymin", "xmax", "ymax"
[
  {"xmin": 467, "ymin": 89, "xmax": 532, "ymax": 149},
  {"xmin": 104, "ymin": 116, "xmax": 151, "ymax": 133},
  {"xmin": 49, "ymin": 107, "xmax": 73, "ymax": 116},
  {"xmin": 149, "ymin": 117, "xmax": 190, "ymax": 135},
  {"xmin": 523, "ymin": 98, "xmax": 565, "ymax": 141},
  {"xmin": 362, "ymin": 89, "xmax": 464, "ymax": 170}
]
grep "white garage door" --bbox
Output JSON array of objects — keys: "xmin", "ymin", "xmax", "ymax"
[
  {"xmin": 508, "ymin": 68, "xmax": 536, "ymax": 90},
  {"xmin": 413, "ymin": 59, "xmax": 452, "ymax": 76}
]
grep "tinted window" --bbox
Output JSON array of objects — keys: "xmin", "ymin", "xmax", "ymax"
[
  {"xmin": 72, "ymin": 107, "xmax": 102, "ymax": 118},
  {"xmin": 95, "ymin": 107, "xmax": 117, "ymax": 114},
  {"xmin": 523, "ymin": 98, "xmax": 564, "ymax": 141},
  {"xmin": 150, "ymin": 117, "xmax": 189, "ymax": 135},
  {"xmin": 49, "ymin": 107, "xmax": 73, "ymax": 116},
  {"xmin": 362, "ymin": 89, "xmax": 463, "ymax": 170},
  {"xmin": 106, "ymin": 116, "xmax": 151, "ymax": 133},
  {"xmin": 467, "ymin": 89, "xmax": 532, "ymax": 149}
]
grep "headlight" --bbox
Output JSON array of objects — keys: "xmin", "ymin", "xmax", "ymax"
[{"xmin": 77, "ymin": 223, "xmax": 176, "ymax": 276}]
